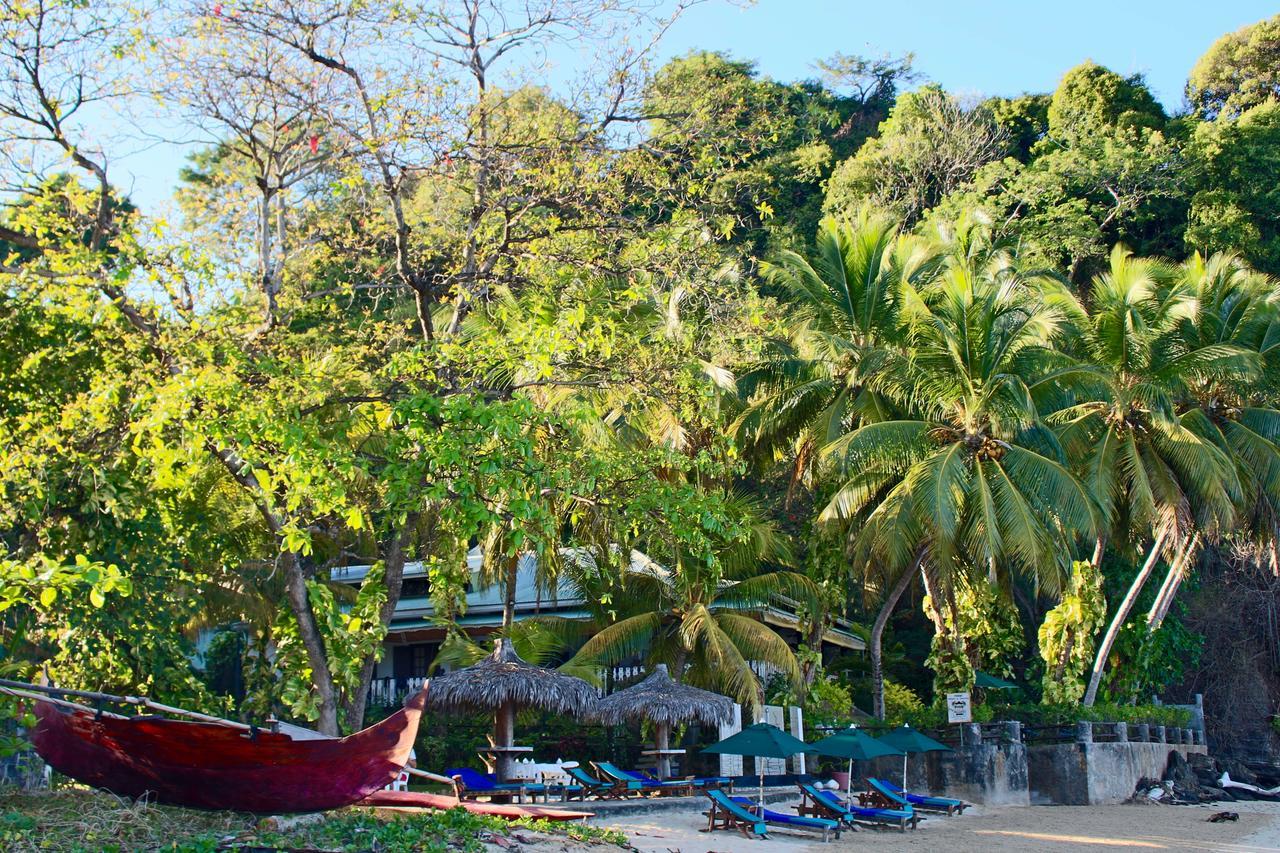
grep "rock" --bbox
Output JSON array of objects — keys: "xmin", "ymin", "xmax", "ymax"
[
  {"xmin": 1164, "ymin": 751, "xmax": 1197, "ymax": 788},
  {"xmin": 1199, "ymin": 786, "xmax": 1228, "ymax": 802},
  {"xmin": 1225, "ymin": 760, "xmax": 1258, "ymax": 785}
]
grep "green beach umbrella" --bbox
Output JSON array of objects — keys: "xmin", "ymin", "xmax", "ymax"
[
  {"xmin": 975, "ymin": 671, "xmax": 1019, "ymax": 690},
  {"xmin": 703, "ymin": 723, "xmax": 816, "ymax": 808},
  {"xmin": 877, "ymin": 724, "xmax": 951, "ymax": 790},
  {"xmin": 812, "ymin": 726, "xmax": 903, "ymax": 793}
]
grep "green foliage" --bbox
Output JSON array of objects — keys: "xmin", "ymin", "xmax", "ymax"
[
  {"xmin": 1187, "ymin": 14, "xmax": 1280, "ymax": 119},
  {"xmin": 1046, "ymin": 62, "xmax": 1166, "ymax": 144},
  {"xmin": 924, "ymin": 578, "xmax": 1023, "ymax": 696},
  {"xmin": 1186, "ymin": 101, "xmax": 1280, "ymax": 273},
  {"xmin": 881, "ymin": 679, "xmax": 925, "ymax": 727},
  {"xmin": 989, "ymin": 701, "xmax": 1192, "ymax": 728},
  {"xmin": 1039, "ymin": 561, "xmax": 1106, "ymax": 704}
]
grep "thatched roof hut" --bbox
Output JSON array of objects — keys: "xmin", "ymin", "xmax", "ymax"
[
  {"xmin": 426, "ymin": 639, "xmax": 597, "ymax": 781},
  {"xmin": 595, "ymin": 664, "xmax": 732, "ymax": 727},
  {"xmin": 595, "ymin": 664, "xmax": 732, "ymax": 779},
  {"xmin": 427, "ymin": 639, "xmax": 598, "ymax": 715}
]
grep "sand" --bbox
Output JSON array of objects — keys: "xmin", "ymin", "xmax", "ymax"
[{"xmin": 598, "ymin": 798, "xmax": 1280, "ymax": 852}]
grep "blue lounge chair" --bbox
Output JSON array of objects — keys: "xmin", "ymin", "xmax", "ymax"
[
  {"xmin": 566, "ymin": 765, "xmax": 631, "ymax": 799},
  {"xmin": 797, "ymin": 783, "xmax": 919, "ymax": 831},
  {"xmin": 701, "ymin": 789, "xmax": 767, "ymax": 839},
  {"xmin": 869, "ymin": 777, "xmax": 968, "ymax": 815},
  {"xmin": 593, "ymin": 761, "xmax": 693, "ymax": 796},
  {"xmin": 446, "ymin": 767, "xmax": 547, "ymax": 802},
  {"xmin": 626, "ymin": 767, "xmax": 733, "ymax": 792},
  {"xmin": 729, "ymin": 795, "xmax": 841, "ymax": 841}
]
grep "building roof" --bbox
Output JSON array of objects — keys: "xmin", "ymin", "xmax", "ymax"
[{"xmin": 333, "ymin": 547, "xmax": 864, "ymax": 651}]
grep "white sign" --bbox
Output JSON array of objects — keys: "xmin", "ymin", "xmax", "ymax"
[{"xmin": 946, "ymin": 691, "xmax": 972, "ymax": 724}]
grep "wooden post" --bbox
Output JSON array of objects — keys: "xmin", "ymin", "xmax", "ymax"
[
  {"xmin": 494, "ymin": 700, "xmax": 515, "ymax": 782},
  {"xmin": 655, "ymin": 721, "xmax": 671, "ymax": 779}
]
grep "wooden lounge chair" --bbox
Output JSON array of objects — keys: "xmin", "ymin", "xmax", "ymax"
[
  {"xmin": 565, "ymin": 766, "xmax": 630, "ymax": 799},
  {"xmin": 798, "ymin": 783, "xmax": 919, "ymax": 831},
  {"xmin": 702, "ymin": 788, "xmax": 767, "ymax": 839},
  {"xmin": 593, "ymin": 761, "xmax": 694, "ymax": 796},
  {"xmin": 627, "ymin": 766, "xmax": 733, "ymax": 792},
  {"xmin": 869, "ymin": 777, "xmax": 969, "ymax": 815},
  {"xmin": 728, "ymin": 795, "xmax": 840, "ymax": 842}
]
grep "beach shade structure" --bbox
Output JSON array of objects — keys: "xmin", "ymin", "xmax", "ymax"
[
  {"xmin": 427, "ymin": 639, "xmax": 598, "ymax": 781},
  {"xmin": 703, "ymin": 722, "xmax": 817, "ymax": 808},
  {"xmin": 877, "ymin": 724, "xmax": 952, "ymax": 790},
  {"xmin": 974, "ymin": 671, "xmax": 1019, "ymax": 690},
  {"xmin": 594, "ymin": 664, "xmax": 733, "ymax": 779},
  {"xmin": 812, "ymin": 726, "xmax": 903, "ymax": 793}
]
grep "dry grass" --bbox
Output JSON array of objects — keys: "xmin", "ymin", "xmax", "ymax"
[{"xmin": 1, "ymin": 787, "xmax": 256, "ymax": 851}]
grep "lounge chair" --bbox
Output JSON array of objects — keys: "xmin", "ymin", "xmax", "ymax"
[
  {"xmin": 797, "ymin": 782, "xmax": 919, "ymax": 831},
  {"xmin": 729, "ymin": 795, "xmax": 840, "ymax": 842},
  {"xmin": 626, "ymin": 766, "xmax": 733, "ymax": 792},
  {"xmin": 868, "ymin": 777, "xmax": 968, "ymax": 815},
  {"xmin": 593, "ymin": 761, "xmax": 695, "ymax": 796},
  {"xmin": 566, "ymin": 765, "xmax": 631, "ymax": 799},
  {"xmin": 446, "ymin": 767, "xmax": 547, "ymax": 803},
  {"xmin": 701, "ymin": 789, "xmax": 767, "ymax": 839}
]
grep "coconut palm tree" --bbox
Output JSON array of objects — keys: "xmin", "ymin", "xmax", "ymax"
[
  {"xmin": 823, "ymin": 218, "xmax": 1098, "ymax": 714},
  {"xmin": 1144, "ymin": 254, "xmax": 1280, "ymax": 629},
  {"xmin": 734, "ymin": 214, "xmax": 943, "ymax": 718},
  {"xmin": 1048, "ymin": 246, "xmax": 1251, "ymax": 705},
  {"xmin": 560, "ymin": 491, "xmax": 818, "ymax": 713}
]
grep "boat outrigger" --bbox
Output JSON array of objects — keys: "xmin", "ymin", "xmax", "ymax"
[{"xmin": 1, "ymin": 679, "xmax": 427, "ymax": 813}]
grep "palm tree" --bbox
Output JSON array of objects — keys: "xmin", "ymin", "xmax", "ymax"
[
  {"xmin": 1048, "ymin": 246, "xmax": 1250, "ymax": 705},
  {"xmin": 734, "ymin": 214, "xmax": 941, "ymax": 718},
  {"xmin": 824, "ymin": 219, "xmax": 1097, "ymax": 714},
  {"xmin": 561, "ymin": 491, "xmax": 818, "ymax": 713},
  {"xmin": 1145, "ymin": 253, "xmax": 1280, "ymax": 629}
]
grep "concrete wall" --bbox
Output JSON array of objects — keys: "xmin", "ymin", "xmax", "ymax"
[
  {"xmin": 863, "ymin": 723, "xmax": 1030, "ymax": 807},
  {"xmin": 1026, "ymin": 724, "xmax": 1207, "ymax": 805}
]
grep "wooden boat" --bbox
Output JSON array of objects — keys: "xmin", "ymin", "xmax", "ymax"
[
  {"xmin": 10, "ymin": 679, "xmax": 427, "ymax": 813},
  {"xmin": 359, "ymin": 789, "xmax": 595, "ymax": 821}
]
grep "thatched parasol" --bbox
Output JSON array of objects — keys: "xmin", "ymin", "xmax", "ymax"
[
  {"xmin": 595, "ymin": 664, "xmax": 733, "ymax": 779},
  {"xmin": 428, "ymin": 639, "xmax": 598, "ymax": 781}
]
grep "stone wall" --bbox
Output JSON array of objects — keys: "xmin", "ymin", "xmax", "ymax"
[
  {"xmin": 864, "ymin": 723, "xmax": 1030, "ymax": 807},
  {"xmin": 1025, "ymin": 722, "xmax": 1207, "ymax": 805}
]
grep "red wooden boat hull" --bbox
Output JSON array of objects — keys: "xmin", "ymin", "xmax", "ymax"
[
  {"xmin": 29, "ymin": 688, "xmax": 426, "ymax": 813},
  {"xmin": 359, "ymin": 789, "xmax": 594, "ymax": 821}
]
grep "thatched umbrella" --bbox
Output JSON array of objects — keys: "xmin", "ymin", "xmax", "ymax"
[
  {"xmin": 594, "ymin": 664, "xmax": 733, "ymax": 779},
  {"xmin": 427, "ymin": 639, "xmax": 598, "ymax": 781}
]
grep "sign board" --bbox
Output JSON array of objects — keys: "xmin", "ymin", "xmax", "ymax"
[{"xmin": 946, "ymin": 691, "xmax": 972, "ymax": 724}]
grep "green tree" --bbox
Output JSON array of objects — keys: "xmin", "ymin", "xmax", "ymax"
[
  {"xmin": 1187, "ymin": 14, "xmax": 1280, "ymax": 120},
  {"xmin": 1186, "ymin": 101, "xmax": 1280, "ymax": 274},
  {"xmin": 824, "ymin": 86, "xmax": 1007, "ymax": 226},
  {"xmin": 1048, "ymin": 246, "xmax": 1249, "ymax": 704}
]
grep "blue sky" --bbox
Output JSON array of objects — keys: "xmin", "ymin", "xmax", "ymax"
[
  {"xmin": 659, "ymin": 0, "xmax": 1274, "ymax": 108},
  {"xmin": 113, "ymin": 0, "xmax": 1274, "ymax": 211}
]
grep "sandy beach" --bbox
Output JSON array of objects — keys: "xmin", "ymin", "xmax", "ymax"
[{"xmin": 598, "ymin": 799, "xmax": 1280, "ymax": 852}]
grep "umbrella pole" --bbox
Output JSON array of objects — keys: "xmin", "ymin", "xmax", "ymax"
[
  {"xmin": 759, "ymin": 769, "xmax": 765, "ymax": 811},
  {"xmin": 494, "ymin": 700, "xmax": 515, "ymax": 783},
  {"xmin": 847, "ymin": 758, "xmax": 853, "ymax": 794},
  {"xmin": 902, "ymin": 752, "xmax": 908, "ymax": 792}
]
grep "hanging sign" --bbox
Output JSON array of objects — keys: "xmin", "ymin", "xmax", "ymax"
[{"xmin": 946, "ymin": 691, "xmax": 972, "ymax": 724}]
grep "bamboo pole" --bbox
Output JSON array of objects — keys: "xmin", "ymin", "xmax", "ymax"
[{"xmin": 0, "ymin": 678, "xmax": 254, "ymax": 732}]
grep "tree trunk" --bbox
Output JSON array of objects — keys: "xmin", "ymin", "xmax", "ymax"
[
  {"xmin": 343, "ymin": 511, "xmax": 426, "ymax": 731},
  {"xmin": 281, "ymin": 550, "xmax": 340, "ymax": 735},
  {"xmin": 870, "ymin": 556, "xmax": 920, "ymax": 720},
  {"xmin": 492, "ymin": 699, "xmax": 515, "ymax": 782},
  {"xmin": 1147, "ymin": 533, "xmax": 1200, "ymax": 631},
  {"xmin": 1082, "ymin": 530, "xmax": 1169, "ymax": 706},
  {"xmin": 502, "ymin": 550, "xmax": 520, "ymax": 631},
  {"xmin": 654, "ymin": 721, "xmax": 672, "ymax": 780}
]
